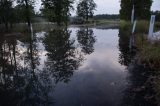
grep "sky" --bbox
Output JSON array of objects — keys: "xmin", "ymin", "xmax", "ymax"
[{"xmin": 35, "ymin": 0, "xmax": 160, "ymax": 15}]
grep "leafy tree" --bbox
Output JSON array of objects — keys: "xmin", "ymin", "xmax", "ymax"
[
  {"xmin": 76, "ymin": 0, "xmax": 96, "ymax": 22},
  {"xmin": 120, "ymin": 0, "xmax": 132, "ymax": 20},
  {"xmin": 120, "ymin": 0, "xmax": 153, "ymax": 20},
  {"xmin": 17, "ymin": 0, "xmax": 35, "ymax": 26},
  {"xmin": 41, "ymin": 0, "xmax": 74, "ymax": 25},
  {"xmin": 0, "ymin": 0, "xmax": 14, "ymax": 30},
  {"xmin": 14, "ymin": 3, "xmax": 35, "ymax": 23}
]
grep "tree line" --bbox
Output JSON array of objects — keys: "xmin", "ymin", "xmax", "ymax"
[
  {"xmin": 41, "ymin": 0, "xmax": 96, "ymax": 25},
  {"xmin": 0, "ymin": 0, "xmax": 159, "ymax": 30},
  {"xmin": 0, "ymin": 0, "xmax": 35, "ymax": 29},
  {"xmin": 0, "ymin": 0, "xmax": 97, "ymax": 29},
  {"xmin": 93, "ymin": 14, "xmax": 119, "ymax": 20}
]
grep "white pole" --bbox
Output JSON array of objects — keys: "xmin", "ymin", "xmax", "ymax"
[
  {"xmin": 132, "ymin": 20, "xmax": 137, "ymax": 34},
  {"xmin": 131, "ymin": 5, "xmax": 135, "ymax": 24},
  {"xmin": 148, "ymin": 15, "xmax": 156, "ymax": 40}
]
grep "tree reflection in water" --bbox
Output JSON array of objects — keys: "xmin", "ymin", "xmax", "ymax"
[
  {"xmin": 0, "ymin": 26, "xmax": 97, "ymax": 105},
  {"xmin": 43, "ymin": 28, "xmax": 84, "ymax": 83},
  {"xmin": 76, "ymin": 27, "xmax": 96, "ymax": 55},
  {"xmin": 0, "ymin": 31, "xmax": 53, "ymax": 105},
  {"xmin": 118, "ymin": 26, "xmax": 136, "ymax": 67}
]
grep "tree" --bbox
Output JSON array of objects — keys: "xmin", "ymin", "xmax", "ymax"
[
  {"xmin": 76, "ymin": 0, "xmax": 96, "ymax": 22},
  {"xmin": 14, "ymin": 2, "xmax": 35, "ymax": 23},
  {"xmin": 120, "ymin": 0, "xmax": 153, "ymax": 20},
  {"xmin": 120, "ymin": 0, "xmax": 132, "ymax": 20},
  {"xmin": 41, "ymin": 0, "xmax": 74, "ymax": 25},
  {"xmin": 17, "ymin": 0, "xmax": 35, "ymax": 27},
  {"xmin": 0, "ymin": 0, "xmax": 14, "ymax": 30}
]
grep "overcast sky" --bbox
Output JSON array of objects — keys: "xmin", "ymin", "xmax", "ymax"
[{"xmin": 35, "ymin": 0, "xmax": 160, "ymax": 15}]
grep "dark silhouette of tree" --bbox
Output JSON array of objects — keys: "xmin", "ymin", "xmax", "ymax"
[
  {"xmin": 14, "ymin": 2, "xmax": 35, "ymax": 23},
  {"xmin": 0, "ymin": 0, "xmax": 14, "ymax": 30},
  {"xmin": 41, "ymin": 0, "xmax": 74, "ymax": 25},
  {"xmin": 94, "ymin": 14, "xmax": 119, "ymax": 20},
  {"xmin": 76, "ymin": 0, "xmax": 96, "ymax": 22},
  {"xmin": 76, "ymin": 27, "xmax": 96, "ymax": 55},
  {"xmin": 17, "ymin": 0, "xmax": 35, "ymax": 27},
  {"xmin": 120, "ymin": 0, "xmax": 153, "ymax": 20}
]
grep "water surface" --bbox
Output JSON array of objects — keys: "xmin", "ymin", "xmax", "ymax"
[{"xmin": 0, "ymin": 27, "xmax": 156, "ymax": 106}]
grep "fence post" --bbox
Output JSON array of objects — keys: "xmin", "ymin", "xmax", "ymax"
[{"xmin": 148, "ymin": 15, "xmax": 156, "ymax": 40}]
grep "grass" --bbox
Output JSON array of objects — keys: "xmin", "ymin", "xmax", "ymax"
[
  {"xmin": 138, "ymin": 42, "xmax": 160, "ymax": 70},
  {"xmin": 120, "ymin": 20, "xmax": 160, "ymax": 106},
  {"xmin": 128, "ymin": 20, "xmax": 160, "ymax": 70},
  {"xmin": 95, "ymin": 19, "xmax": 119, "ymax": 25},
  {"xmin": 120, "ymin": 20, "xmax": 160, "ymax": 105},
  {"xmin": 0, "ymin": 22, "xmax": 56, "ymax": 33}
]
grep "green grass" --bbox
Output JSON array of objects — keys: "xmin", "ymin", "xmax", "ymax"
[
  {"xmin": 138, "ymin": 42, "xmax": 160, "ymax": 70},
  {"xmin": 95, "ymin": 19, "xmax": 119, "ymax": 25},
  {"xmin": 0, "ymin": 22, "xmax": 56, "ymax": 33},
  {"xmin": 120, "ymin": 20, "xmax": 160, "ymax": 34}
]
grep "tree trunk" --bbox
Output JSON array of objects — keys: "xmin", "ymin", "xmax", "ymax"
[{"xmin": 24, "ymin": 0, "xmax": 31, "ymax": 27}]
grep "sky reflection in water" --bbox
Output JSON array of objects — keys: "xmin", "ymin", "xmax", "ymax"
[
  {"xmin": 53, "ymin": 28, "xmax": 127, "ymax": 106},
  {"xmin": 0, "ymin": 27, "xmax": 129, "ymax": 106}
]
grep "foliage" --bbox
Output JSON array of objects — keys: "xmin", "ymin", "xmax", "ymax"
[
  {"xmin": 94, "ymin": 14, "xmax": 119, "ymax": 20},
  {"xmin": 16, "ymin": 0, "xmax": 35, "ymax": 26},
  {"xmin": 0, "ymin": 0, "xmax": 14, "ymax": 29},
  {"xmin": 41, "ymin": 0, "xmax": 74, "ymax": 25},
  {"xmin": 120, "ymin": 0, "xmax": 153, "ymax": 20},
  {"xmin": 76, "ymin": 0, "xmax": 96, "ymax": 22},
  {"xmin": 0, "ymin": 0, "xmax": 35, "ymax": 30},
  {"xmin": 14, "ymin": 3, "xmax": 35, "ymax": 23}
]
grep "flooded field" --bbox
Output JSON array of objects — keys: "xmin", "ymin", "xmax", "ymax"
[{"xmin": 0, "ymin": 27, "xmax": 157, "ymax": 106}]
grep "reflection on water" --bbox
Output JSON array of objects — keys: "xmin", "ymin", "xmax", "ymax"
[
  {"xmin": 119, "ymin": 27, "xmax": 157, "ymax": 106},
  {"xmin": 121, "ymin": 64, "xmax": 157, "ymax": 106},
  {"xmin": 43, "ymin": 28, "xmax": 83, "ymax": 83},
  {"xmin": 0, "ymin": 26, "xmax": 157, "ymax": 106},
  {"xmin": 77, "ymin": 27, "xmax": 96, "ymax": 55}
]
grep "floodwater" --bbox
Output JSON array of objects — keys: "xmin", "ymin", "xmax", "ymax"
[{"xmin": 0, "ymin": 27, "xmax": 157, "ymax": 106}]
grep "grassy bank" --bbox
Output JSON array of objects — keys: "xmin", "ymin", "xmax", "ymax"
[
  {"xmin": 120, "ymin": 20, "xmax": 160, "ymax": 105},
  {"xmin": 70, "ymin": 19, "xmax": 119, "ymax": 29},
  {"xmin": 0, "ymin": 22, "xmax": 56, "ymax": 33}
]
